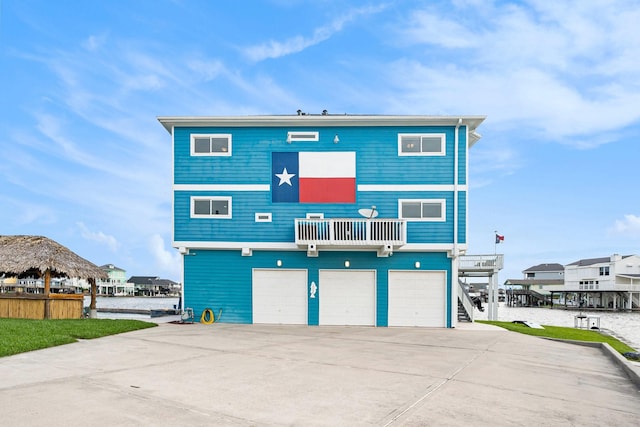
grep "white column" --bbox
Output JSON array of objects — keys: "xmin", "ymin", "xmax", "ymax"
[
  {"xmin": 451, "ymin": 254, "xmax": 459, "ymax": 327},
  {"xmin": 487, "ymin": 272, "xmax": 499, "ymax": 321},
  {"xmin": 487, "ymin": 273, "xmax": 494, "ymax": 320}
]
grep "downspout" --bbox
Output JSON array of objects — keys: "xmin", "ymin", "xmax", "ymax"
[
  {"xmin": 454, "ymin": 118, "xmax": 461, "ymax": 254},
  {"xmin": 452, "ymin": 118, "xmax": 462, "ymax": 327},
  {"xmin": 172, "ymin": 125, "xmax": 185, "ymax": 314}
]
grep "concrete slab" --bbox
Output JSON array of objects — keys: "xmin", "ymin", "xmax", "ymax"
[{"xmin": 1, "ymin": 323, "xmax": 639, "ymax": 426}]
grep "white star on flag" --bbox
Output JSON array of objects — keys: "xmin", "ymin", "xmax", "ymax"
[{"xmin": 275, "ymin": 167, "xmax": 296, "ymax": 186}]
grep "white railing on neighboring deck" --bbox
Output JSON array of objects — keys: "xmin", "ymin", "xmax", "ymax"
[
  {"xmin": 459, "ymin": 254, "xmax": 504, "ymax": 272},
  {"xmin": 295, "ymin": 218, "xmax": 407, "ymax": 246}
]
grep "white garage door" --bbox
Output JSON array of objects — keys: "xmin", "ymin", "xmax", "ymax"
[
  {"xmin": 319, "ymin": 270, "xmax": 376, "ymax": 326},
  {"xmin": 388, "ymin": 271, "xmax": 446, "ymax": 327},
  {"xmin": 253, "ymin": 269, "xmax": 307, "ymax": 324}
]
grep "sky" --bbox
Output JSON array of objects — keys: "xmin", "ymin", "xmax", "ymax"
[{"xmin": 1, "ymin": 0, "xmax": 639, "ymax": 284}]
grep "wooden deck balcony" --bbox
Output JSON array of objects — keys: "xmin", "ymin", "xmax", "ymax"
[{"xmin": 295, "ymin": 218, "xmax": 407, "ymax": 252}]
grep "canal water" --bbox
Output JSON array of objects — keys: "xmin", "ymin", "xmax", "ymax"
[{"xmin": 85, "ymin": 296, "xmax": 180, "ymax": 320}]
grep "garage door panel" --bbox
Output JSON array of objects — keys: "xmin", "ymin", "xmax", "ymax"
[
  {"xmin": 253, "ymin": 270, "xmax": 307, "ymax": 324},
  {"xmin": 319, "ymin": 270, "xmax": 375, "ymax": 326},
  {"xmin": 388, "ymin": 271, "xmax": 446, "ymax": 327}
]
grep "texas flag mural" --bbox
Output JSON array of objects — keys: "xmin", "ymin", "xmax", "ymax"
[{"xmin": 272, "ymin": 151, "xmax": 356, "ymax": 203}]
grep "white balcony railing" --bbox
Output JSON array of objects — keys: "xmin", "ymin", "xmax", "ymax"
[
  {"xmin": 295, "ymin": 218, "xmax": 407, "ymax": 247},
  {"xmin": 459, "ymin": 254, "xmax": 504, "ymax": 272}
]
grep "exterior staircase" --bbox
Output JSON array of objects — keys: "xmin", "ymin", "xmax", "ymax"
[
  {"xmin": 457, "ymin": 279, "xmax": 475, "ymax": 322},
  {"xmin": 458, "ymin": 299, "xmax": 472, "ymax": 322}
]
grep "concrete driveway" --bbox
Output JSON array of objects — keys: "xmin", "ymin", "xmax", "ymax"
[{"xmin": 1, "ymin": 322, "xmax": 639, "ymax": 426}]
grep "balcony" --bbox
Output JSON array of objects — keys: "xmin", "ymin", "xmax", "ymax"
[
  {"xmin": 459, "ymin": 254, "xmax": 504, "ymax": 275},
  {"xmin": 295, "ymin": 218, "xmax": 407, "ymax": 254}
]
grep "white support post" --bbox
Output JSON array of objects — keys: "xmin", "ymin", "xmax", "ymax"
[
  {"xmin": 487, "ymin": 272, "xmax": 499, "ymax": 321},
  {"xmin": 452, "ymin": 254, "xmax": 459, "ymax": 327}
]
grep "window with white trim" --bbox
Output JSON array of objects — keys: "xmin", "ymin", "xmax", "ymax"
[
  {"xmin": 287, "ymin": 131, "xmax": 319, "ymax": 142},
  {"xmin": 398, "ymin": 133, "xmax": 445, "ymax": 156},
  {"xmin": 399, "ymin": 199, "xmax": 446, "ymax": 221},
  {"xmin": 599, "ymin": 266, "xmax": 609, "ymax": 276},
  {"xmin": 191, "ymin": 134, "xmax": 232, "ymax": 156},
  {"xmin": 255, "ymin": 213, "xmax": 272, "ymax": 222},
  {"xmin": 191, "ymin": 196, "xmax": 231, "ymax": 218}
]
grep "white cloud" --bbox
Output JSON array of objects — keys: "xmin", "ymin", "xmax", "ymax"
[
  {"xmin": 77, "ymin": 222, "xmax": 119, "ymax": 252},
  {"xmin": 82, "ymin": 34, "xmax": 107, "ymax": 52},
  {"xmin": 612, "ymin": 215, "xmax": 640, "ymax": 236},
  {"xmin": 389, "ymin": 1, "xmax": 640, "ymax": 148},
  {"xmin": 149, "ymin": 234, "xmax": 181, "ymax": 280},
  {"xmin": 187, "ymin": 59, "xmax": 225, "ymax": 81},
  {"xmin": 243, "ymin": 4, "xmax": 388, "ymax": 61}
]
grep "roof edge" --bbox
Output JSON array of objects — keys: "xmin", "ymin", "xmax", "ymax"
[{"xmin": 157, "ymin": 115, "xmax": 486, "ymax": 136}]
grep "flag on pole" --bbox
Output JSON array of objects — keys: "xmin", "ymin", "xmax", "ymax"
[{"xmin": 495, "ymin": 233, "xmax": 504, "ymax": 244}]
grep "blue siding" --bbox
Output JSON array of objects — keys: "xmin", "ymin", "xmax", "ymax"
[
  {"xmin": 457, "ymin": 125, "xmax": 468, "ymax": 186},
  {"xmin": 174, "ymin": 124, "xmax": 468, "ymax": 245},
  {"xmin": 174, "ymin": 126, "xmax": 460, "ymax": 186},
  {"xmin": 183, "ymin": 250, "xmax": 453, "ymax": 327},
  {"xmin": 176, "ymin": 190, "xmax": 459, "ymax": 243},
  {"xmin": 457, "ymin": 191, "xmax": 467, "ymax": 244}
]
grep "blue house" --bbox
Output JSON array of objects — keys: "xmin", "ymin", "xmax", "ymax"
[{"xmin": 158, "ymin": 113, "xmax": 485, "ymax": 327}]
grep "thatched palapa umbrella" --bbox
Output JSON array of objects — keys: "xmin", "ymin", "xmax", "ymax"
[{"xmin": 0, "ymin": 235, "xmax": 107, "ymax": 318}]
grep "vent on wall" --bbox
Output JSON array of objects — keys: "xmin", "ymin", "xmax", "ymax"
[{"xmin": 287, "ymin": 131, "xmax": 319, "ymax": 143}]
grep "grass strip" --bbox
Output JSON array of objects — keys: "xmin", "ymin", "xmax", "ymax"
[
  {"xmin": 0, "ymin": 318, "xmax": 156, "ymax": 357},
  {"xmin": 478, "ymin": 320, "xmax": 636, "ymax": 356}
]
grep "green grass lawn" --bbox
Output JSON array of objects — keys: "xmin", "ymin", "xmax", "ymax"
[
  {"xmin": 478, "ymin": 320, "xmax": 637, "ymax": 356},
  {"xmin": 0, "ymin": 318, "xmax": 157, "ymax": 357}
]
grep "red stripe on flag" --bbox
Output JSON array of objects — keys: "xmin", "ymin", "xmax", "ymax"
[{"xmin": 299, "ymin": 178, "xmax": 355, "ymax": 203}]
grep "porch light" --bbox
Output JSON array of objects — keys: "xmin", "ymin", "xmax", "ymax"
[
  {"xmin": 344, "ymin": 260, "xmax": 350, "ymax": 268},
  {"xmin": 415, "ymin": 262, "xmax": 421, "ymax": 269},
  {"xmin": 277, "ymin": 260, "xmax": 282, "ymax": 267}
]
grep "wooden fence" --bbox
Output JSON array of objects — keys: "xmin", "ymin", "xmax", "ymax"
[{"xmin": 0, "ymin": 293, "xmax": 84, "ymax": 319}]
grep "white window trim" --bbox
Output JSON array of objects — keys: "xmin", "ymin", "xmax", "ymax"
[
  {"xmin": 398, "ymin": 199, "xmax": 446, "ymax": 222},
  {"xmin": 190, "ymin": 196, "xmax": 232, "ymax": 219},
  {"xmin": 305, "ymin": 213, "xmax": 324, "ymax": 219},
  {"xmin": 255, "ymin": 212, "xmax": 272, "ymax": 222},
  {"xmin": 398, "ymin": 133, "xmax": 446, "ymax": 156},
  {"xmin": 287, "ymin": 131, "xmax": 319, "ymax": 142},
  {"xmin": 191, "ymin": 134, "xmax": 232, "ymax": 156}
]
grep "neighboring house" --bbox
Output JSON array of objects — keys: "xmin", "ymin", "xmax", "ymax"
[
  {"xmin": 504, "ymin": 263, "xmax": 564, "ymax": 306},
  {"xmin": 563, "ymin": 254, "xmax": 640, "ymax": 309},
  {"xmin": 523, "ymin": 263, "xmax": 565, "ymax": 281},
  {"xmin": 97, "ymin": 264, "xmax": 133, "ymax": 296},
  {"xmin": 127, "ymin": 276, "xmax": 180, "ymax": 296},
  {"xmin": 159, "ymin": 113, "xmax": 485, "ymax": 327}
]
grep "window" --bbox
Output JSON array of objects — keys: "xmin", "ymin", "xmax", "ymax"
[
  {"xmin": 599, "ymin": 266, "xmax": 610, "ymax": 276},
  {"xmin": 191, "ymin": 197, "xmax": 231, "ymax": 218},
  {"xmin": 191, "ymin": 134, "xmax": 232, "ymax": 156},
  {"xmin": 398, "ymin": 134, "xmax": 445, "ymax": 156},
  {"xmin": 399, "ymin": 199, "xmax": 446, "ymax": 221},
  {"xmin": 287, "ymin": 131, "xmax": 319, "ymax": 142},
  {"xmin": 255, "ymin": 213, "xmax": 272, "ymax": 222}
]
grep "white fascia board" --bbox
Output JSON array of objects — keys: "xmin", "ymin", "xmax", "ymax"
[
  {"xmin": 173, "ymin": 241, "xmax": 464, "ymax": 252},
  {"xmin": 358, "ymin": 184, "xmax": 467, "ymax": 192},
  {"xmin": 157, "ymin": 115, "xmax": 486, "ymax": 134},
  {"xmin": 174, "ymin": 184, "xmax": 465, "ymax": 192},
  {"xmin": 174, "ymin": 242, "xmax": 300, "ymax": 250},
  {"xmin": 174, "ymin": 184, "xmax": 270, "ymax": 191},
  {"xmin": 400, "ymin": 243, "xmax": 467, "ymax": 252}
]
